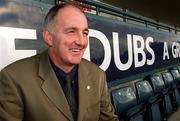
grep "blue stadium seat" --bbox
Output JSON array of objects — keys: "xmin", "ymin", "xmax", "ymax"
[
  {"xmin": 149, "ymin": 75, "xmax": 167, "ymax": 121},
  {"xmin": 170, "ymin": 69, "xmax": 180, "ymax": 106},
  {"xmin": 170, "ymin": 69, "xmax": 180, "ymax": 85},
  {"xmin": 111, "ymin": 86, "xmax": 146, "ymax": 121},
  {"xmin": 135, "ymin": 80, "xmax": 163, "ymax": 121},
  {"xmin": 177, "ymin": 66, "xmax": 180, "ymax": 73},
  {"xmin": 150, "ymin": 75, "xmax": 165, "ymax": 94},
  {"xmin": 161, "ymin": 72, "xmax": 176, "ymax": 115},
  {"xmin": 162, "ymin": 72, "xmax": 174, "ymax": 88}
]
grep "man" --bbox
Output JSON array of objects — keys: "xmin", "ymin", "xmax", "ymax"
[{"xmin": 0, "ymin": 2, "xmax": 119, "ymax": 121}]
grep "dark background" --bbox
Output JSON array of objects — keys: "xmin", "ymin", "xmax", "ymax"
[{"xmin": 101, "ymin": 0, "xmax": 180, "ymax": 29}]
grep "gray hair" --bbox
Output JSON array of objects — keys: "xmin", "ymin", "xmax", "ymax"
[{"xmin": 43, "ymin": 2, "xmax": 84, "ymax": 33}]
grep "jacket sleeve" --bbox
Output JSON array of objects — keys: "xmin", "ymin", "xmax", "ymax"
[
  {"xmin": 0, "ymin": 69, "xmax": 23, "ymax": 121},
  {"xmin": 99, "ymin": 72, "xmax": 120, "ymax": 121}
]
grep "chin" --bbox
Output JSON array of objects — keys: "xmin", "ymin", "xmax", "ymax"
[
  {"xmin": 70, "ymin": 59, "xmax": 82, "ymax": 65},
  {"xmin": 70, "ymin": 55, "xmax": 83, "ymax": 64},
  {"xmin": 73, "ymin": 61, "xmax": 81, "ymax": 64}
]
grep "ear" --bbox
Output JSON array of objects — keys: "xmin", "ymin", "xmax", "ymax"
[{"xmin": 42, "ymin": 29, "xmax": 53, "ymax": 46}]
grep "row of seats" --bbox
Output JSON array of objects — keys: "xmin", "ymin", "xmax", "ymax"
[{"xmin": 111, "ymin": 67, "xmax": 180, "ymax": 121}]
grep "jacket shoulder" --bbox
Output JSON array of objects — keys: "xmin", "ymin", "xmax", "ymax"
[
  {"xmin": 81, "ymin": 59, "xmax": 103, "ymax": 70},
  {"xmin": 1, "ymin": 53, "xmax": 42, "ymax": 74}
]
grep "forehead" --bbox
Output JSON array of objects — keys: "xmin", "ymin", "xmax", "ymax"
[{"xmin": 55, "ymin": 5, "xmax": 88, "ymax": 27}]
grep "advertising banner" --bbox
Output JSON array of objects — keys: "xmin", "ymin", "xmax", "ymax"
[{"xmin": 87, "ymin": 14, "xmax": 180, "ymax": 81}]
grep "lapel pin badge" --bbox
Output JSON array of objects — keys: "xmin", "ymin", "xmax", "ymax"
[{"xmin": 87, "ymin": 85, "xmax": 90, "ymax": 90}]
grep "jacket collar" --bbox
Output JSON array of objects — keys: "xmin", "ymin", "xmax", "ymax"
[
  {"xmin": 38, "ymin": 51, "xmax": 73, "ymax": 120},
  {"xmin": 77, "ymin": 59, "xmax": 89, "ymax": 121},
  {"xmin": 38, "ymin": 51, "xmax": 90, "ymax": 121}
]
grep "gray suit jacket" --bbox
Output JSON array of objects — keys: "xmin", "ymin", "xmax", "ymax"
[{"xmin": 0, "ymin": 51, "xmax": 119, "ymax": 121}]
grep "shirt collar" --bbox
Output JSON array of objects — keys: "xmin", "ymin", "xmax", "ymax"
[{"xmin": 49, "ymin": 57, "xmax": 78, "ymax": 80}]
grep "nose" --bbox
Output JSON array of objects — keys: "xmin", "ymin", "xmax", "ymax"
[{"xmin": 75, "ymin": 32, "xmax": 87, "ymax": 46}]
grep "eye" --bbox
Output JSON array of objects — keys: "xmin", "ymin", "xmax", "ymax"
[
  {"xmin": 83, "ymin": 32, "xmax": 88, "ymax": 36},
  {"xmin": 83, "ymin": 30, "xmax": 89, "ymax": 36},
  {"xmin": 65, "ymin": 28, "xmax": 76, "ymax": 34},
  {"xmin": 67, "ymin": 29, "xmax": 75, "ymax": 33}
]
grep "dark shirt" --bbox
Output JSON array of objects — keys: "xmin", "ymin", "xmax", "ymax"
[{"xmin": 49, "ymin": 58, "xmax": 79, "ymax": 116}]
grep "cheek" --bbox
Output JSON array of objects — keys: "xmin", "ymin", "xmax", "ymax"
[
  {"xmin": 57, "ymin": 41, "xmax": 70, "ymax": 54},
  {"xmin": 53, "ymin": 36, "xmax": 66, "ymax": 48},
  {"xmin": 84, "ymin": 38, "xmax": 88, "ymax": 47}
]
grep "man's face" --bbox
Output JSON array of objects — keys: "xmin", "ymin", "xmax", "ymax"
[{"xmin": 45, "ymin": 6, "xmax": 89, "ymax": 71}]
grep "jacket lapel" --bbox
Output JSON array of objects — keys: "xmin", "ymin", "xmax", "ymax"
[
  {"xmin": 38, "ymin": 51, "xmax": 73, "ymax": 121},
  {"xmin": 77, "ymin": 60, "xmax": 90, "ymax": 121}
]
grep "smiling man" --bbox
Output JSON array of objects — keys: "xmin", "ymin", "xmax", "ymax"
[{"xmin": 0, "ymin": 2, "xmax": 119, "ymax": 121}]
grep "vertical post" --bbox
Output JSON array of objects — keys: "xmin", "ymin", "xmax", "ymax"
[
  {"xmin": 55, "ymin": 0, "xmax": 59, "ymax": 5},
  {"xmin": 96, "ymin": 7, "xmax": 100, "ymax": 16},
  {"xmin": 123, "ymin": 9, "xmax": 127, "ymax": 22}
]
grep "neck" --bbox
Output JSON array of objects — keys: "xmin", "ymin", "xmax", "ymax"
[
  {"xmin": 58, "ymin": 64, "xmax": 75, "ymax": 73},
  {"xmin": 48, "ymin": 55, "xmax": 75, "ymax": 73}
]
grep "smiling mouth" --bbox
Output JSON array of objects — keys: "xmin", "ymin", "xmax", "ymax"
[{"xmin": 70, "ymin": 48, "xmax": 82, "ymax": 52}]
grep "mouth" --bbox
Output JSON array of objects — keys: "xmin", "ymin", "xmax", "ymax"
[{"xmin": 70, "ymin": 48, "xmax": 83, "ymax": 53}]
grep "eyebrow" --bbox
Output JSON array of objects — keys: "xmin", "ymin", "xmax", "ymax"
[{"xmin": 65, "ymin": 27, "xmax": 89, "ymax": 32}]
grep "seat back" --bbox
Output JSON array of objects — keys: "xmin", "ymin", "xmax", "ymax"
[
  {"xmin": 136, "ymin": 80, "xmax": 163, "ymax": 121},
  {"xmin": 162, "ymin": 72, "xmax": 174, "ymax": 87},
  {"xmin": 170, "ymin": 69, "xmax": 180, "ymax": 107},
  {"xmin": 149, "ymin": 75, "xmax": 168, "ymax": 121},
  {"xmin": 111, "ymin": 86, "xmax": 137, "ymax": 119},
  {"xmin": 161, "ymin": 72, "xmax": 175, "ymax": 116},
  {"xmin": 135, "ymin": 80, "xmax": 154, "ymax": 102},
  {"xmin": 150, "ymin": 75, "xmax": 165, "ymax": 94},
  {"xmin": 170, "ymin": 69, "xmax": 180, "ymax": 84},
  {"xmin": 177, "ymin": 66, "xmax": 180, "ymax": 73}
]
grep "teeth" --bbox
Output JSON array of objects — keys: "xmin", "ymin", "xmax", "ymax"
[{"xmin": 71, "ymin": 48, "xmax": 81, "ymax": 52}]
